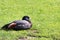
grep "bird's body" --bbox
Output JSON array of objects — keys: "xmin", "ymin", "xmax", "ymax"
[
  {"xmin": 2, "ymin": 16, "xmax": 32, "ymax": 30},
  {"xmin": 10, "ymin": 20, "xmax": 32, "ymax": 30}
]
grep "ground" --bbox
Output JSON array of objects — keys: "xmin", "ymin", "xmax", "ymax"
[{"xmin": 0, "ymin": 0, "xmax": 60, "ymax": 40}]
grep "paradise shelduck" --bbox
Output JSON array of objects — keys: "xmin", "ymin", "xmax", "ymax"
[{"xmin": 1, "ymin": 16, "xmax": 32, "ymax": 30}]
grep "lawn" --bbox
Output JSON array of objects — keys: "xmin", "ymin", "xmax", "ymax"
[{"xmin": 0, "ymin": 0, "xmax": 60, "ymax": 40}]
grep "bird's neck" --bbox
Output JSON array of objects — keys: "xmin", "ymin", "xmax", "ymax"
[{"xmin": 27, "ymin": 20, "xmax": 31, "ymax": 23}]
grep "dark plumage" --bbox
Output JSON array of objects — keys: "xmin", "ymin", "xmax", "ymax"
[{"xmin": 1, "ymin": 16, "xmax": 32, "ymax": 30}]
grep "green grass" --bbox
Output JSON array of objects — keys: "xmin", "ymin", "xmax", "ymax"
[{"xmin": 0, "ymin": 0, "xmax": 60, "ymax": 40}]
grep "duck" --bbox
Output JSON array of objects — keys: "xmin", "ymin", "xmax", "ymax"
[{"xmin": 1, "ymin": 16, "xmax": 32, "ymax": 30}]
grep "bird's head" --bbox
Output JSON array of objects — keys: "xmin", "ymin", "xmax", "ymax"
[{"xmin": 22, "ymin": 16, "xmax": 30, "ymax": 21}]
